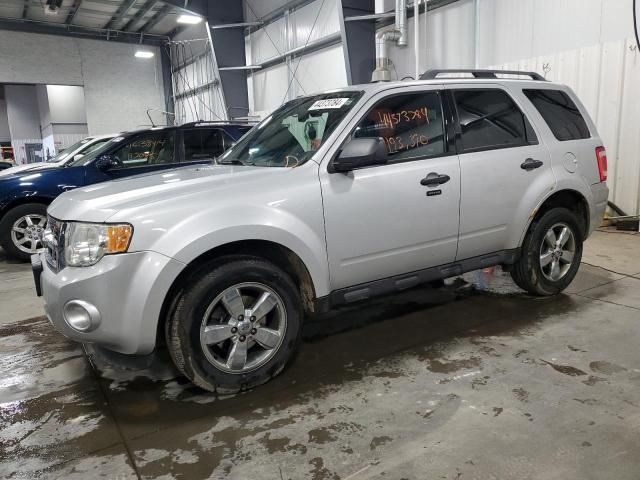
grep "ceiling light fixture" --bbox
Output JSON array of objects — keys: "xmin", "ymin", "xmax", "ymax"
[
  {"xmin": 135, "ymin": 51, "xmax": 155, "ymax": 59},
  {"xmin": 177, "ymin": 14, "xmax": 202, "ymax": 24}
]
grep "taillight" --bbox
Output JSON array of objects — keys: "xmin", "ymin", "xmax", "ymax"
[{"xmin": 595, "ymin": 146, "xmax": 607, "ymax": 182}]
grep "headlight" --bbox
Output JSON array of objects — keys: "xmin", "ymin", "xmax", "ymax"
[{"xmin": 65, "ymin": 222, "xmax": 133, "ymax": 267}]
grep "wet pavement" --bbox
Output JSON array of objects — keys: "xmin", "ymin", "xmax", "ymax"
[{"xmin": 1, "ymin": 232, "xmax": 640, "ymax": 479}]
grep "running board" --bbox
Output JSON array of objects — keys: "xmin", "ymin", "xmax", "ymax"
[{"xmin": 321, "ymin": 249, "xmax": 520, "ymax": 309}]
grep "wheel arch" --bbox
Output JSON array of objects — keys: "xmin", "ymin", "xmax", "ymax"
[
  {"xmin": 521, "ymin": 189, "xmax": 590, "ymax": 245},
  {"xmin": 0, "ymin": 196, "xmax": 54, "ymax": 223},
  {"xmin": 157, "ymin": 239, "xmax": 319, "ymax": 344}
]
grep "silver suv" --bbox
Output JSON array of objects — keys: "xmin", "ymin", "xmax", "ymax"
[{"xmin": 34, "ymin": 70, "xmax": 609, "ymax": 393}]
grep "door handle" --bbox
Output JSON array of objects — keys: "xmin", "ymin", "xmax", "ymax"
[
  {"xmin": 521, "ymin": 158, "xmax": 544, "ymax": 171},
  {"xmin": 420, "ymin": 172, "xmax": 451, "ymax": 187}
]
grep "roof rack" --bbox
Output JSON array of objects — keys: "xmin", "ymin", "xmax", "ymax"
[
  {"xmin": 420, "ymin": 69, "xmax": 547, "ymax": 81},
  {"xmin": 180, "ymin": 120, "xmax": 257, "ymax": 127}
]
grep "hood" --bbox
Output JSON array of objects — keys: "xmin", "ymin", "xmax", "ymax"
[
  {"xmin": 48, "ymin": 164, "xmax": 292, "ymax": 223},
  {"xmin": 0, "ymin": 162, "xmax": 63, "ymax": 177}
]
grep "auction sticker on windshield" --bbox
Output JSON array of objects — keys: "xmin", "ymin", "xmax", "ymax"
[{"xmin": 309, "ymin": 98, "xmax": 351, "ymax": 110}]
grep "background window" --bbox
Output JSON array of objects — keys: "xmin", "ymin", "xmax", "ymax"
[
  {"xmin": 113, "ymin": 131, "xmax": 175, "ymax": 168},
  {"xmin": 353, "ymin": 92, "xmax": 445, "ymax": 162},
  {"xmin": 454, "ymin": 89, "xmax": 537, "ymax": 152},
  {"xmin": 183, "ymin": 129, "xmax": 228, "ymax": 161},
  {"xmin": 524, "ymin": 89, "xmax": 590, "ymax": 141}
]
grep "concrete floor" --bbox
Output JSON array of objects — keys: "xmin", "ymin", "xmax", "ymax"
[{"xmin": 1, "ymin": 230, "xmax": 639, "ymax": 479}]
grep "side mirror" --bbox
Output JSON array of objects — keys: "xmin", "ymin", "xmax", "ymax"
[
  {"xmin": 331, "ymin": 137, "xmax": 387, "ymax": 173},
  {"xmin": 95, "ymin": 154, "xmax": 117, "ymax": 171},
  {"xmin": 73, "ymin": 154, "xmax": 84, "ymax": 161}
]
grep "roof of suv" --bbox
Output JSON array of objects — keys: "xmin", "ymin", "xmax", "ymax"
[{"xmin": 323, "ymin": 71, "xmax": 566, "ymax": 97}]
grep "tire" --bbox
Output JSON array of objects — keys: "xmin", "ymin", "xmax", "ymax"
[
  {"xmin": 166, "ymin": 256, "xmax": 303, "ymax": 393},
  {"xmin": 0, "ymin": 203, "xmax": 48, "ymax": 262},
  {"xmin": 511, "ymin": 207, "xmax": 583, "ymax": 296}
]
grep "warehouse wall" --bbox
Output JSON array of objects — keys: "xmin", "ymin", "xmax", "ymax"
[
  {"xmin": 35, "ymin": 85, "xmax": 89, "ymax": 158},
  {"xmin": 0, "ymin": 31, "xmax": 165, "ymax": 135},
  {"xmin": 0, "ymin": 99, "xmax": 10, "ymax": 143},
  {"xmin": 5, "ymin": 85, "xmax": 43, "ymax": 164},
  {"xmin": 245, "ymin": 0, "xmax": 347, "ymax": 117},
  {"xmin": 385, "ymin": 0, "xmax": 634, "ymax": 78}
]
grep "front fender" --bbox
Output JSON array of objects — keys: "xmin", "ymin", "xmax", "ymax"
[{"xmin": 132, "ymin": 203, "xmax": 331, "ymax": 298}]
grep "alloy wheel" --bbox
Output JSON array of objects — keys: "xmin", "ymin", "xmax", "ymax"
[
  {"xmin": 11, "ymin": 214, "xmax": 47, "ymax": 254},
  {"xmin": 539, "ymin": 222, "xmax": 576, "ymax": 281},
  {"xmin": 199, "ymin": 282, "xmax": 287, "ymax": 374}
]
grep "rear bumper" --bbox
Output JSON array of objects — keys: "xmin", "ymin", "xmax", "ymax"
[
  {"xmin": 39, "ymin": 250, "xmax": 184, "ymax": 355},
  {"xmin": 589, "ymin": 181, "xmax": 609, "ymax": 236}
]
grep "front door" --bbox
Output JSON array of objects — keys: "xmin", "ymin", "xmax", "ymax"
[
  {"xmin": 446, "ymin": 85, "xmax": 555, "ymax": 260},
  {"xmin": 88, "ymin": 129, "xmax": 179, "ymax": 182},
  {"xmin": 320, "ymin": 89, "xmax": 461, "ymax": 290}
]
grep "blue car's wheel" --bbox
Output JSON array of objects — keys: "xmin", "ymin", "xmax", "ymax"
[{"xmin": 0, "ymin": 203, "xmax": 48, "ymax": 262}]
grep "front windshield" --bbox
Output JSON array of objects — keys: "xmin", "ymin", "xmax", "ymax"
[
  {"xmin": 47, "ymin": 138, "xmax": 89, "ymax": 163},
  {"xmin": 219, "ymin": 91, "xmax": 363, "ymax": 167},
  {"xmin": 66, "ymin": 136, "xmax": 123, "ymax": 167}
]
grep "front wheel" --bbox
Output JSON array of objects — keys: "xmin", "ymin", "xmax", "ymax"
[
  {"xmin": 0, "ymin": 203, "xmax": 48, "ymax": 262},
  {"xmin": 511, "ymin": 207, "xmax": 583, "ymax": 296},
  {"xmin": 166, "ymin": 257, "xmax": 303, "ymax": 393}
]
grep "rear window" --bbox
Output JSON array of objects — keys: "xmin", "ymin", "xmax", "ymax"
[{"xmin": 523, "ymin": 89, "xmax": 590, "ymax": 141}]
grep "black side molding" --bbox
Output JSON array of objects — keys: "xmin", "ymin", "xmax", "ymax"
[{"xmin": 315, "ymin": 249, "xmax": 520, "ymax": 312}]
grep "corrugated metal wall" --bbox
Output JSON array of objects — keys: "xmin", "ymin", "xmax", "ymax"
[{"xmin": 245, "ymin": 0, "xmax": 347, "ymax": 117}]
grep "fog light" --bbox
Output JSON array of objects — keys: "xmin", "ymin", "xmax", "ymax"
[{"xmin": 63, "ymin": 300, "xmax": 101, "ymax": 332}]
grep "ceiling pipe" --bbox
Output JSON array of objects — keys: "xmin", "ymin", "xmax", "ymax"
[
  {"xmin": 371, "ymin": 0, "xmax": 408, "ymax": 82},
  {"xmin": 414, "ymin": 0, "xmax": 420, "ymax": 80}
]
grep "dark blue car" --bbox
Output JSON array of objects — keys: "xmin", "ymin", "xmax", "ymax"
[{"xmin": 0, "ymin": 122, "xmax": 251, "ymax": 261}]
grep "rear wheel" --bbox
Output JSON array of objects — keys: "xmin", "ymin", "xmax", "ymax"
[
  {"xmin": 511, "ymin": 207, "xmax": 583, "ymax": 296},
  {"xmin": 0, "ymin": 203, "xmax": 48, "ymax": 262},
  {"xmin": 166, "ymin": 257, "xmax": 303, "ymax": 393}
]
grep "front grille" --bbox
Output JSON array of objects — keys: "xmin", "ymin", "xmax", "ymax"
[{"xmin": 44, "ymin": 216, "xmax": 65, "ymax": 273}]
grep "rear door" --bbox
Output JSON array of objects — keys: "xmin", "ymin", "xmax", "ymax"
[{"xmin": 446, "ymin": 84, "xmax": 555, "ymax": 259}]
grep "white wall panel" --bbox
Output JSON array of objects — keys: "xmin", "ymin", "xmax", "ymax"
[
  {"xmin": 477, "ymin": 0, "xmax": 635, "ymax": 67},
  {"xmin": 384, "ymin": 0, "xmax": 475, "ymax": 80},
  {"xmin": 247, "ymin": 17, "xmax": 288, "ymax": 65},
  {"xmin": 293, "ymin": 44, "xmax": 348, "ymax": 95},
  {"xmin": 249, "ymin": 63, "xmax": 290, "ymax": 116},
  {"xmin": 614, "ymin": 40, "xmax": 640, "ymax": 214},
  {"xmin": 244, "ymin": 0, "xmax": 291, "ymax": 21},
  {"xmin": 290, "ymin": 0, "xmax": 340, "ymax": 48}
]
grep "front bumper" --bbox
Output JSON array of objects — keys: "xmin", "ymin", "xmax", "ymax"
[{"xmin": 37, "ymin": 250, "xmax": 184, "ymax": 355}]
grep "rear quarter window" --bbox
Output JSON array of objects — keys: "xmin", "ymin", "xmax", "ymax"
[{"xmin": 523, "ymin": 89, "xmax": 590, "ymax": 141}]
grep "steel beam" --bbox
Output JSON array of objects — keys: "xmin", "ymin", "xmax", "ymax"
[
  {"xmin": 338, "ymin": 0, "xmax": 376, "ymax": 85},
  {"xmin": 65, "ymin": 0, "xmax": 83, "ymax": 24},
  {"xmin": 0, "ymin": 17, "xmax": 167, "ymax": 45},
  {"xmin": 136, "ymin": 2, "xmax": 171, "ymax": 33},
  {"xmin": 121, "ymin": 0, "xmax": 156, "ymax": 31},
  {"xmin": 104, "ymin": 0, "xmax": 137, "ymax": 30},
  {"xmin": 204, "ymin": 1, "xmax": 250, "ymax": 120}
]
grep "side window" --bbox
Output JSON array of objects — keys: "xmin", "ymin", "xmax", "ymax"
[
  {"xmin": 183, "ymin": 129, "xmax": 228, "ymax": 161},
  {"xmin": 523, "ymin": 89, "xmax": 590, "ymax": 141},
  {"xmin": 201, "ymin": 129, "xmax": 227, "ymax": 158},
  {"xmin": 453, "ymin": 89, "xmax": 537, "ymax": 152},
  {"xmin": 353, "ymin": 91, "xmax": 445, "ymax": 162},
  {"xmin": 113, "ymin": 131, "xmax": 175, "ymax": 168}
]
